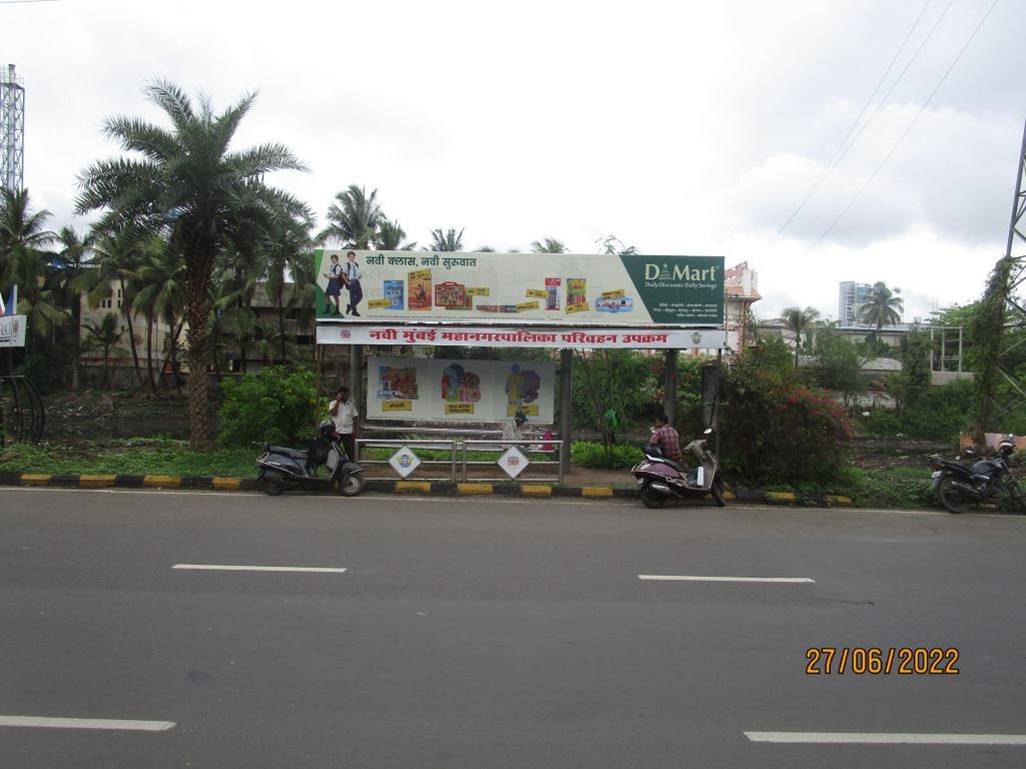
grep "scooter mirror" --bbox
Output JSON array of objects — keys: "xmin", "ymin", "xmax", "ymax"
[{"xmin": 703, "ymin": 428, "xmax": 713, "ymax": 436}]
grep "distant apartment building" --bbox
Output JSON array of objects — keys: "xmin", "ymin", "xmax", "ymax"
[{"xmin": 837, "ymin": 281, "xmax": 872, "ymax": 325}]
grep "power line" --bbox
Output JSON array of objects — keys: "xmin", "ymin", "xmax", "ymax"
[
  {"xmin": 804, "ymin": 0, "xmax": 1002, "ymax": 256},
  {"xmin": 773, "ymin": 0, "xmax": 934, "ymax": 241}
]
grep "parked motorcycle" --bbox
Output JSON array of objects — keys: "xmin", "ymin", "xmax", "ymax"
[
  {"xmin": 632, "ymin": 427, "xmax": 726, "ymax": 508},
  {"xmin": 256, "ymin": 420, "xmax": 365, "ymax": 497},
  {"xmin": 930, "ymin": 436, "xmax": 1024, "ymax": 514}
]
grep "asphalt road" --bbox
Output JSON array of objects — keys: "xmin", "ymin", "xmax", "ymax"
[{"xmin": 1, "ymin": 488, "xmax": 1024, "ymax": 768}]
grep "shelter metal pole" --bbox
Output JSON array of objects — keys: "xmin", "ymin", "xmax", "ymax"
[
  {"xmin": 559, "ymin": 348, "xmax": 573, "ymax": 479},
  {"xmin": 663, "ymin": 348, "xmax": 678, "ymax": 426},
  {"xmin": 958, "ymin": 327, "xmax": 963, "ymax": 373},
  {"xmin": 350, "ymin": 344, "xmax": 363, "ymax": 460}
]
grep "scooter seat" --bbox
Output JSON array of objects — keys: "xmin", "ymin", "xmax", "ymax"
[
  {"xmin": 646, "ymin": 453, "xmax": 685, "ymax": 473},
  {"xmin": 267, "ymin": 446, "xmax": 309, "ymax": 461}
]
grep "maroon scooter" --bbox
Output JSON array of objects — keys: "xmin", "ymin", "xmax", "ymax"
[{"xmin": 631, "ymin": 428, "xmax": 726, "ymax": 508}]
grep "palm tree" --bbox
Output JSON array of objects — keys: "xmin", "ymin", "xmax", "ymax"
[
  {"xmin": 0, "ymin": 188, "xmax": 56, "ymax": 289},
  {"xmin": 318, "ymin": 185, "xmax": 383, "ymax": 249},
  {"xmin": 475, "ymin": 246, "xmax": 496, "ymax": 252},
  {"xmin": 76, "ymin": 80, "xmax": 308, "ymax": 447},
  {"xmin": 83, "ymin": 313, "xmax": 123, "ymax": 389},
  {"xmin": 427, "ymin": 227, "xmax": 463, "ymax": 252},
  {"xmin": 857, "ymin": 282, "xmax": 903, "ymax": 335},
  {"xmin": 375, "ymin": 219, "xmax": 416, "ymax": 250},
  {"xmin": 75, "ymin": 227, "xmax": 146, "ymax": 389},
  {"xmin": 262, "ymin": 209, "xmax": 316, "ymax": 362},
  {"xmin": 133, "ymin": 236, "xmax": 183, "ymax": 391},
  {"xmin": 530, "ymin": 238, "xmax": 567, "ymax": 254},
  {"xmin": 781, "ymin": 305, "xmax": 821, "ymax": 368},
  {"xmin": 51, "ymin": 227, "xmax": 91, "ymax": 389}
]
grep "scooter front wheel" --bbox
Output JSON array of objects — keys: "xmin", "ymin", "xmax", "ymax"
[
  {"xmin": 711, "ymin": 478, "xmax": 727, "ymax": 507},
  {"xmin": 337, "ymin": 473, "xmax": 365, "ymax": 497},
  {"xmin": 641, "ymin": 484, "xmax": 667, "ymax": 509}
]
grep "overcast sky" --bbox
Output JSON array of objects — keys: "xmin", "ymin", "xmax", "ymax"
[{"xmin": 6, "ymin": 0, "xmax": 1024, "ymax": 321}]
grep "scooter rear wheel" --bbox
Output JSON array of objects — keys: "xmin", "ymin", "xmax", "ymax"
[
  {"xmin": 641, "ymin": 484, "xmax": 667, "ymax": 509},
  {"xmin": 937, "ymin": 476, "xmax": 971, "ymax": 514},
  {"xmin": 261, "ymin": 470, "xmax": 287, "ymax": 497}
]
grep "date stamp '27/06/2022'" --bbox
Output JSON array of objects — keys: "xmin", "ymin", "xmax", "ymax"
[{"xmin": 805, "ymin": 647, "xmax": 960, "ymax": 675}]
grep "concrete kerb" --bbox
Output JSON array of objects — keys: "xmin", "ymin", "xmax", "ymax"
[{"xmin": 0, "ymin": 473, "xmax": 857, "ymax": 508}]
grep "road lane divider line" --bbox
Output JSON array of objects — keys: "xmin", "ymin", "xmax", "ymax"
[
  {"xmin": 0, "ymin": 715, "xmax": 175, "ymax": 732},
  {"xmin": 172, "ymin": 564, "xmax": 347, "ymax": 573},
  {"xmin": 744, "ymin": 731, "xmax": 1026, "ymax": 745},
  {"xmin": 639, "ymin": 575, "xmax": 815, "ymax": 583}
]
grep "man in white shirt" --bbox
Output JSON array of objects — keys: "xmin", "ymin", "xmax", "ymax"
[
  {"xmin": 330, "ymin": 386, "xmax": 359, "ymax": 459},
  {"xmin": 502, "ymin": 410, "xmax": 528, "ymax": 444}
]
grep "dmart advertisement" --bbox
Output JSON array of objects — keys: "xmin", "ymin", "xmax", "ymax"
[{"xmin": 315, "ymin": 251, "xmax": 724, "ymax": 327}]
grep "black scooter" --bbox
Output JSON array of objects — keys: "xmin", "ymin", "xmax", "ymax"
[
  {"xmin": 256, "ymin": 420, "xmax": 365, "ymax": 497},
  {"xmin": 930, "ymin": 436, "xmax": 1024, "ymax": 513}
]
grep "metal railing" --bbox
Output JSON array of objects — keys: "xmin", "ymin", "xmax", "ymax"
[
  {"xmin": 355, "ymin": 438, "xmax": 459, "ymax": 482},
  {"xmin": 461, "ymin": 439, "xmax": 564, "ymax": 483},
  {"xmin": 355, "ymin": 434, "xmax": 565, "ymax": 483}
]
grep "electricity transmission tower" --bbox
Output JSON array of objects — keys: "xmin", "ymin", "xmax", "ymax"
[
  {"xmin": 0, "ymin": 63, "xmax": 25, "ymax": 193},
  {"xmin": 974, "ymin": 119, "xmax": 1026, "ymax": 434}
]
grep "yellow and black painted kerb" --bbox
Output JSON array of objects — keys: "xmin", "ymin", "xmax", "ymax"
[{"xmin": 0, "ymin": 471, "xmax": 848, "ymax": 506}]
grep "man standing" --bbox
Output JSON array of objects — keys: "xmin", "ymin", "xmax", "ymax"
[
  {"xmin": 330, "ymin": 386, "xmax": 359, "ymax": 460},
  {"xmin": 647, "ymin": 412, "xmax": 681, "ymax": 464},
  {"xmin": 343, "ymin": 250, "xmax": 363, "ymax": 317}
]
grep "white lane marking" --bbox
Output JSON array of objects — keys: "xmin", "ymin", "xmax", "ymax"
[
  {"xmin": 745, "ymin": 732, "xmax": 1026, "ymax": 745},
  {"xmin": 0, "ymin": 715, "xmax": 175, "ymax": 732},
  {"xmin": 173, "ymin": 564, "xmax": 347, "ymax": 573},
  {"xmin": 639, "ymin": 575, "xmax": 814, "ymax": 583}
]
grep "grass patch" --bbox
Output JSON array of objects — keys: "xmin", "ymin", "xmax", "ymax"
[
  {"xmin": 760, "ymin": 466, "xmax": 933, "ymax": 509},
  {"xmin": 0, "ymin": 437, "xmax": 257, "ymax": 478}
]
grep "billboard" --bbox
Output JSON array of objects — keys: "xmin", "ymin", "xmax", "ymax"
[
  {"xmin": 318, "ymin": 324, "xmax": 726, "ymax": 350},
  {"xmin": 366, "ymin": 356, "xmax": 556, "ymax": 423},
  {"xmin": 315, "ymin": 250, "xmax": 724, "ymax": 327},
  {"xmin": 0, "ymin": 314, "xmax": 26, "ymax": 348}
]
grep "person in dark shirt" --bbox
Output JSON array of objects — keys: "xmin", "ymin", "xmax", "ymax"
[{"xmin": 648, "ymin": 412, "xmax": 681, "ymax": 463}]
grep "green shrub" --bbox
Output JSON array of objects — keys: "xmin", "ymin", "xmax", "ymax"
[
  {"xmin": 217, "ymin": 366, "xmax": 320, "ymax": 447},
  {"xmin": 721, "ymin": 340, "xmax": 853, "ymax": 485},
  {"xmin": 570, "ymin": 440, "xmax": 644, "ymax": 469},
  {"xmin": 861, "ymin": 380, "xmax": 974, "ymax": 440}
]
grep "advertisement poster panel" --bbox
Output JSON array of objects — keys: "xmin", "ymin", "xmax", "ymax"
[
  {"xmin": 315, "ymin": 251, "xmax": 723, "ymax": 327},
  {"xmin": 366, "ymin": 356, "xmax": 556, "ymax": 423}
]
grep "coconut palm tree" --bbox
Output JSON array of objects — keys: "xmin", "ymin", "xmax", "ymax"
[
  {"xmin": 263, "ymin": 209, "xmax": 316, "ymax": 362},
  {"xmin": 83, "ymin": 313, "xmax": 124, "ymax": 388},
  {"xmin": 318, "ymin": 185, "xmax": 383, "ymax": 249},
  {"xmin": 427, "ymin": 227, "xmax": 464, "ymax": 252},
  {"xmin": 133, "ymin": 236, "xmax": 184, "ymax": 391},
  {"xmin": 781, "ymin": 305, "xmax": 821, "ymax": 368},
  {"xmin": 76, "ymin": 80, "xmax": 308, "ymax": 446},
  {"xmin": 0, "ymin": 188, "xmax": 56, "ymax": 289},
  {"xmin": 857, "ymin": 282, "xmax": 904, "ymax": 335},
  {"xmin": 75, "ymin": 227, "xmax": 147, "ymax": 389},
  {"xmin": 530, "ymin": 238, "xmax": 567, "ymax": 254},
  {"xmin": 375, "ymin": 219, "xmax": 416, "ymax": 251},
  {"xmin": 51, "ymin": 227, "xmax": 91, "ymax": 389}
]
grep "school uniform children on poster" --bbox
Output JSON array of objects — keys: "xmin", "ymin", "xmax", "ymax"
[{"xmin": 343, "ymin": 250, "xmax": 363, "ymax": 316}]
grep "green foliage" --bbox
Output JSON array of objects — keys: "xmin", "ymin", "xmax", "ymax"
[
  {"xmin": 807, "ymin": 327, "xmax": 865, "ymax": 403},
  {"xmin": 0, "ymin": 436, "xmax": 257, "ymax": 477},
  {"xmin": 721, "ymin": 338, "xmax": 853, "ymax": 484},
  {"xmin": 572, "ymin": 350, "xmax": 661, "ymax": 437},
  {"xmin": 217, "ymin": 366, "xmax": 320, "ymax": 447},
  {"xmin": 570, "ymin": 440, "xmax": 644, "ymax": 469},
  {"xmin": 15, "ymin": 336, "xmax": 73, "ymax": 392},
  {"xmin": 857, "ymin": 282, "xmax": 903, "ymax": 331},
  {"xmin": 860, "ymin": 379, "xmax": 975, "ymax": 440},
  {"xmin": 900, "ymin": 329, "xmax": 931, "ymax": 408}
]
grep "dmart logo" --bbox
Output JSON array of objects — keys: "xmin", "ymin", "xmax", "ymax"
[{"xmin": 644, "ymin": 263, "xmax": 719, "ymax": 282}]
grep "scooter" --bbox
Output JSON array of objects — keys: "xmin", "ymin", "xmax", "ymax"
[
  {"xmin": 929, "ymin": 436, "xmax": 1024, "ymax": 514},
  {"xmin": 256, "ymin": 420, "xmax": 366, "ymax": 497},
  {"xmin": 631, "ymin": 427, "xmax": 726, "ymax": 508}
]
